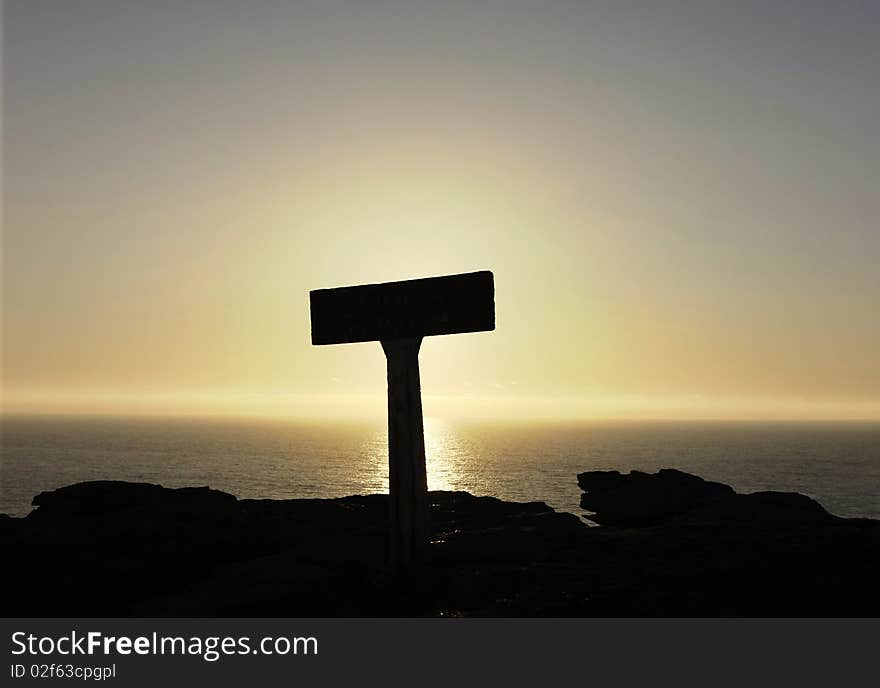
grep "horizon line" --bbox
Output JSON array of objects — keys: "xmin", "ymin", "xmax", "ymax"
[{"xmin": 3, "ymin": 409, "xmax": 880, "ymax": 424}]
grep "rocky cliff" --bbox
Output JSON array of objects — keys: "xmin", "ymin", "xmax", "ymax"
[{"xmin": 2, "ymin": 470, "xmax": 877, "ymax": 616}]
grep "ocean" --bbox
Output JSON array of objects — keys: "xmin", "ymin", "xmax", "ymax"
[{"xmin": 1, "ymin": 415, "xmax": 878, "ymax": 520}]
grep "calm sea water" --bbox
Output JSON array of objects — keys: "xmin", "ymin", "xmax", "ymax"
[{"xmin": 1, "ymin": 415, "xmax": 878, "ymax": 519}]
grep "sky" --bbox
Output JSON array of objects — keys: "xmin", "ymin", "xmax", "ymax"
[{"xmin": 2, "ymin": 0, "xmax": 879, "ymax": 420}]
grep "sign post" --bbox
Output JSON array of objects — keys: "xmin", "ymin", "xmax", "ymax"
[{"xmin": 310, "ymin": 271, "xmax": 495, "ymax": 568}]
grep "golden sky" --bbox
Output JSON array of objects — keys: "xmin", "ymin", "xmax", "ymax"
[{"xmin": 3, "ymin": 2, "xmax": 879, "ymax": 420}]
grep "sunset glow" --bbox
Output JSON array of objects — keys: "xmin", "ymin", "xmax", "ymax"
[{"xmin": 3, "ymin": 2, "xmax": 879, "ymax": 421}]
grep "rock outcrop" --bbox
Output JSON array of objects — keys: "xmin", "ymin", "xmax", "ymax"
[
  {"xmin": 578, "ymin": 468, "xmax": 735, "ymax": 525},
  {"xmin": 1, "ymin": 471, "xmax": 877, "ymax": 617},
  {"xmin": 576, "ymin": 467, "xmax": 838, "ymax": 527},
  {"xmin": 30, "ymin": 480, "xmax": 238, "ymax": 519}
]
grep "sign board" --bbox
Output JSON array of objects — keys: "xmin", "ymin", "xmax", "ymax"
[{"xmin": 310, "ymin": 271, "xmax": 495, "ymax": 345}]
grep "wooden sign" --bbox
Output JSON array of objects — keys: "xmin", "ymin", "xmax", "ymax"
[
  {"xmin": 310, "ymin": 271, "xmax": 495, "ymax": 345},
  {"xmin": 309, "ymin": 270, "xmax": 495, "ymax": 569}
]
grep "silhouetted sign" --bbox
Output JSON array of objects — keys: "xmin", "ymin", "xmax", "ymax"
[
  {"xmin": 310, "ymin": 271, "xmax": 495, "ymax": 345},
  {"xmin": 309, "ymin": 269, "xmax": 495, "ymax": 569}
]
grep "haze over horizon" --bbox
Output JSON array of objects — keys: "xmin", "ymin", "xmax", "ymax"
[{"xmin": 3, "ymin": 1, "xmax": 879, "ymax": 421}]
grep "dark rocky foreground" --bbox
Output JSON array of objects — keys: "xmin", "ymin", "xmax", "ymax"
[{"xmin": 2, "ymin": 469, "xmax": 877, "ymax": 617}]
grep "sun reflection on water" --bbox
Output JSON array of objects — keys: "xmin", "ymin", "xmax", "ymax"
[
  {"xmin": 424, "ymin": 417, "xmax": 463, "ymax": 492},
  {"xmin": 360, "ymin": 417, "xmax": 466, "ymax": 494}
]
